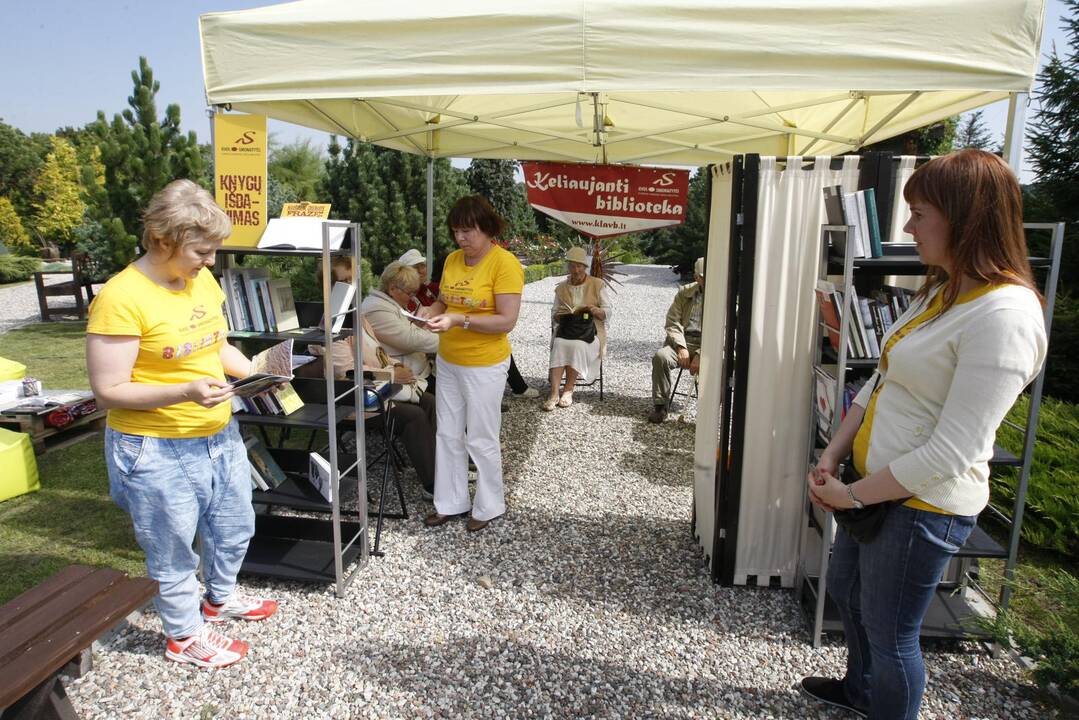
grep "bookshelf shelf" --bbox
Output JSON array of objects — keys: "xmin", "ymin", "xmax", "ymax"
[
  {"xmin": 797, "ymin": 218, "xmax": 1064, "ymax": 648},
  {"xmin": 219, "ymin": 220, "xmax": 369, "ymax": 598}
]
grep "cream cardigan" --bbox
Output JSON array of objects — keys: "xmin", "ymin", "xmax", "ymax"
[{"xmin": 853, "ymin": 283, "xmax": 1047, "ymax": 516}]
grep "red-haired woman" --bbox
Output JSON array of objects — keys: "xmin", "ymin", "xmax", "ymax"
[{"xmin": 801, "ymin": 149, "xmax": 1047, "ymax": 719}]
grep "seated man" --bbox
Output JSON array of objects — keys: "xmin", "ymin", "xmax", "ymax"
[{"xmin": 648, "ymin": 256, "xmax": 705, "ymax": 423}]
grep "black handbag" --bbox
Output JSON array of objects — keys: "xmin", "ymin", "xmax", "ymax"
[
  {"xmin": 832, "ymin": 463, "xmax": 892, "ymax": 543},
  {"xmin": 555, "ymin": 311, "xmax": 597, "ymax": 343}
]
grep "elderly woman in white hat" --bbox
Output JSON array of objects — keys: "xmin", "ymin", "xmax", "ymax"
[
  {"xmin": 543, "ymin": 246, "xmax": 610, "ymax": 411},
  {"xmin": 397, "ymin": 248, "xmax": 439, "ymax": 310}
]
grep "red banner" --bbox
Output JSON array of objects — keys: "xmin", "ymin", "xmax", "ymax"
[{"xmin": 521, "ymin": 161, "xmax": 690, "ymax": 239}]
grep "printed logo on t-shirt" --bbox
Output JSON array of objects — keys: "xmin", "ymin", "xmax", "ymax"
[{"xmin": 162, "ymin": 329, "xmax": 226, "ymax": 360}]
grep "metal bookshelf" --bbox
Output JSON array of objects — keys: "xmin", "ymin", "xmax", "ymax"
[
  {"xmin": 795, "ymin": 221, "xmax": 1064, "ymax": 647},
  {"xmin": 218, "ymin": 220, "xmax": 368, "ymax": 598}
]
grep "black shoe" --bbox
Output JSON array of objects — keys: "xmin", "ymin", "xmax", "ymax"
[
  {"xmin": 646, "ymin": 406, "xmax": 667, "ymax": 424},
  {"xmin": 799, "ymin": 677, "xmax": 867, "ymax": 718}
]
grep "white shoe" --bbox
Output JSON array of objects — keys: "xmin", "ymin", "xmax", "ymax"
[
  {"xmin": 517, "ymin": 387, "xmax": 540, "ymax": 398},
  {"xmin": 165, "ymin": 625, "xmax": 248, "ymax": 668}
]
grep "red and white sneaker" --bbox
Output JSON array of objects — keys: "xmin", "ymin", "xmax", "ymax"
[
  {"xmin": 165, "ymin": 625, "xmax": 248, "ymax": 668},
  {"xmin": 201, "ymin": 594, "xmax": 279, "ymax": 623}
]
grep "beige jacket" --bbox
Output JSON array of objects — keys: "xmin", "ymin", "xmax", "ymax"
[
  {"xmin": 553, "ymin": 275, "xmax": 610, "ymax": 358},
  {"xmin": 664, "ymin": 282, "xmax": 703, "ymax": 350},
  {"xmin": 360, "ymin": 289, "xmax": 439, "ymax": 360}
]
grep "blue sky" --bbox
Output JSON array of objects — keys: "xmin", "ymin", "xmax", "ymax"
[{"xmin": 1, "ymin": 0, "xmax": 1070, "ymax": 180}]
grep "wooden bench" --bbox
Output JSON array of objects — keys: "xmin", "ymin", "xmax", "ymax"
[
  {"xmin": 0, "ymin": 565, "xmax": 156, "ymax": 720},
  {"xmin": 33, "ymin": 253, "xmax": 98, "ymax": 322}
]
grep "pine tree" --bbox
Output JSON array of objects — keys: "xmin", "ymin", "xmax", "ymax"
[
  {"xmin": 268, "ymin": 139, "xmax": 325, "ymax": 201},
  {"xmin": 0, "ymin": 196, "xmax": 31, "ymax": 250},
  {"xmin": 955, "ymin": 110, "xmax": 995, "ymax": 150},
  {"xmin": 30, "ymin": 137, "xmax": 86, "ymax": 251},
  {"xmin": 90, "ymin": 57, "xmax": 205, "ymax": 242},
  {"xmin": 0, "ymin": 122, "xmax": 52, "ymax": 218},
  {"xmin": 321, "ymin": 137, "xmax": 470, "ymax": 273},
  {"xmin": 465, "ymin": 159, "xmax": 538, "ymax": 239}
]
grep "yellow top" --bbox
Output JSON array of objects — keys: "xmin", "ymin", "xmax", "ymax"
[
  {"xmin": 436, "ymin": 245, "xmax": 524, "ymax": 367},
  {"xmin": 853, "ymin": 283, "xmax": 1001, "ymax": 515},
  {"xmin": 87, "ymin": 265, "xmax": 231, "ymax": 438}
]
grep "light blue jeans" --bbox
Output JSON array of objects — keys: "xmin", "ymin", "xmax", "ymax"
[{"xmin": 105, "ymin": 420, "xmax": 254, "ymax": 639}]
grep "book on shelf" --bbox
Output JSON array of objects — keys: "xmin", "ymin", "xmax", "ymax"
[
  {"xmin": 322, "ymin": 281, "xmax": 356, "ymax": 334},
  {"xmin": 245, "ymin": 435, "xmax": 287, "ymax": 490},
  {"xmin": 840, "ymin": 191, "xmax": 868, "ymax": 259},
  {"xmin": 812, "ymin": 365, "xmax": 869, "ymax": 442},
  {"xmin": 308, "ymin": 451, "xmax": 335, "ymax": 503},
  {"xmin": 230, "ymin": 340, "xmax": 294, "ymax": 398},
  {"xmin": 268, "ymin": 279, "xmax": 299, "ymax": 331},
  {"xmin": 863, "ymin": 188, "xmax": 884, "ymax": 258},
  {"xmin": 814, "ymin": 280, "xmax": 853, "ymax": 356},
  {"xmin": 258, "ymin": 217, "xmax": 349, "ymax": 251},
  {"xmin": 853, "ymin": 290, "xmax": 881, "ymax": 358},
  {"xmin": 822, "ymin": 185, "xmax": 850, "ymax": 257}
]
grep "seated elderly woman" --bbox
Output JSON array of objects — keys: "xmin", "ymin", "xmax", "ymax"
[
  {"xmin": 542, "ymin": 247, "xmax": 611, "ymax": 411},
  {"xmin": 361, "ymin": 261, "xmax": 439, "ymax": 371}
]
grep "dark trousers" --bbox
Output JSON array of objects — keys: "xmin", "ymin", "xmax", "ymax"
[
  {"xmin": 828, "ymin": 504, "xmax": 976, "ymax": 719},
  {"xmin": 367, "ymin": 391, "xmax": 436, "ymax": 493},
  {"xmin": 507, "ymin": 354, "xmax": 528, "ymax": 394}
]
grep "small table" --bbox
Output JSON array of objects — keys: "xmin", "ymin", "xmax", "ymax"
[{"xmin": 0, "ymin": 391, "xmax": 106, "ymax": 455}]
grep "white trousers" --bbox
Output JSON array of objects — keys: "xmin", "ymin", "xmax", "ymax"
[{"xmin": 433, "ymin": 355, "xmax": 509, "ymax": 521}]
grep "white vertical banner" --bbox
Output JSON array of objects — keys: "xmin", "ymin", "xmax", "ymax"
[
  {"xmin": 693, "ymin": 164, "xmax": 733, "ymax": 563},
  {"xmin": 732, "ymin": 155, "xmax": 858, "ymax": 586}
]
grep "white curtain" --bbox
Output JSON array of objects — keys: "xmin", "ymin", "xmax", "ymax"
[
  {"xmin": 693, "ymin": 164, "xmax": 734, "ymax": 563},
  {"xmin": 733, "ymin": 155, "xmax": 859, "ymax": 586},
  {"xmin": 889, "ymin": 156, "xmax": 918, "ymax": 244}
]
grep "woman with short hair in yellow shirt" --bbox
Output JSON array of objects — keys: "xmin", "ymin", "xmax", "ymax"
[
  {"xmin": 419, "ymin": 195, "xmax": 524, "ymax": 532},
  {"xmin": 86, "ymin": 180, "xmax": 276, "ymax": 669}
]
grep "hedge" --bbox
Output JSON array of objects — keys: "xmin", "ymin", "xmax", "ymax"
[{"xmin": 0, "ymin": 256, "xmax": 41, "ymax": 283}]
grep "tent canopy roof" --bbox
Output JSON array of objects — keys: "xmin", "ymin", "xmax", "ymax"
[{"xmin": 200, "ymin": 0, "xmax": 1045, "ymax": 164}]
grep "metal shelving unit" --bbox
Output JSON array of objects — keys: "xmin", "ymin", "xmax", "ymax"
[
  {"xmin": 795, "ymin": 221, "xmax": 1064, "ymax": 647},
  {"xmin": 218, "ymin": 220, "xmax": 369, "ymax": 598}
]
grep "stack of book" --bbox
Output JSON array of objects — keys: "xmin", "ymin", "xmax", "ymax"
[
  {"xmin": 813, "ymin": 366, "xmax": 868, "ymax": 442},
  {"xmin": 229, "ymin": 340, "xmax": 305, "ymax": 417},
  {"xmin": 822, "ymin": 185, "xmax": 884, "ymax": 259},
  {"xmin": 220, "ymin": 268, "xmax": 299, "ymax": 333},
  {"xmin": 815, "ymin": 280, "xmax": 913, "ymax": 360},
  {"xmin": 245, "ymin": 435, "xmax": 288, "ymax": 491}
]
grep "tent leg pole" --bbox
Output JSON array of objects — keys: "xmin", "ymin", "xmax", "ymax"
[
  {"xmin": 1003, "ymin": 92, "xmax": 1028, "ymax": 173},
  {"xmin": 426, "ymin": 157, "xmax": 435, "ymax": 266}
]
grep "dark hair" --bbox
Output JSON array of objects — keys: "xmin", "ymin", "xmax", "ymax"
[
  {"xmin": 446, "ymin": 194, "xmax": 506, "ymax": 239},
  {"xmin": 903, "ymin": 148, "xmax": 1042, "ymax": 314}
]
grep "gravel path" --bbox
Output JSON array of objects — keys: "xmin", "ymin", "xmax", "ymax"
[
  {"xmin": 0, "ymin": 274, "xmax": 103, "ymax": 332},
  {"xmin": 61, "ymin": 264, "xmax": 1052, "ymax": 718}
]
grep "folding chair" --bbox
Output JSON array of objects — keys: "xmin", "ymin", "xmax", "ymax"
[
  {"xmin": 665, "ymin": 366, "xmax": 699, "ymax": 414},
  {"xmin": 550, "ymin": 318, "xmax": 605, "ymax": 400}
]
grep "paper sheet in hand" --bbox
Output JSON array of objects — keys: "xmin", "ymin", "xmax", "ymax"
[
  {"xmin": 399, "ymin": 307, "xmax": 430, "ymax": 323},
  {"xmin": 230, "ymin": 340, "xmax": 294, "ymax": 398}
]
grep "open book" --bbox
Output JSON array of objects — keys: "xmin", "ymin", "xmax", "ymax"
[
  {"xmin": 229, "ymin": 340, "xmax": 294, "ymax": 398},
  {"xmin": 257, "ymin": 217, "xmax": 350, "ymax": 251}
]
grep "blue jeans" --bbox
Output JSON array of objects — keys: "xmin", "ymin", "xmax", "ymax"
[
  {"xmin": 105, "ymin": 420, "xmax": 254, "ymax": 639},
  {"xmin": 827, "ymin": 503, "xmax": 976, "ymax": 720}
]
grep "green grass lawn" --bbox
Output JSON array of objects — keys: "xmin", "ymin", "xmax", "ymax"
[
  {"xmin": 0, "ymin": 321, "xmax": 92, "ymax": 389},
  {"xmin": 0, "ymin": 321, "xmax": 145, "ymax": 603}
]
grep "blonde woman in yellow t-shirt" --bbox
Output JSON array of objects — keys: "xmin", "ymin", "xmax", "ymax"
[
  {"xmin": 86, "ymin": 180, "xmax": 277, "ymax": 669},
  {"xmin": 418, "ymin": 195, "xmax": 524, "ymax": 532}
]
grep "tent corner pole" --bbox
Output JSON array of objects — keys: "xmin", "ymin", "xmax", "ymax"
[
  {"xmin": 426, "ymin": 157, "xmax": 434, "ymax": 267},
  {"xmin": 1003, "ymin": 92, "xmax": 1028, "ymax": 173}
]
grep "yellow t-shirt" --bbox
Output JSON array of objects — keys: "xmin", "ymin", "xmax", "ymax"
[
  {"xmin": 87, "ymin": 265, "xmax": 231, "ymax": 438},
  {"xmin": 853, "ymin": 283, "xmax": 1001, "ymax": 514},
  {"xmin": 437, "ymin": 245, "xmax": 524, "ymax": 367}
]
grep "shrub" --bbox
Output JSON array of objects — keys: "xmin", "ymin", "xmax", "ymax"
[
  {"xmin": 1043, "ymin": 292, "xmax": 1079, "ymax": 403},
  {"xmin": 0, "ymin": 256, "xmax": 41, "ymax": 283},
  {"xmin": 523, "ymin": 262, "xmax": 563, "ymax": 284},
  {"xmin": 991, "ymin": 394, "xmax": 1079, "ymax": 557},
  {"xmin": 0, "ymin": 197, "xmax": 31, "ymax": 250},
  {"xmin": 980, "ymin": 567, "xmax": 1079, "ymax": 697}
]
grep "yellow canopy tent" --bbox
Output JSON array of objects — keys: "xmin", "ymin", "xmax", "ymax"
[{"xmin": 200, "ymin": 0, "xmax": 1043, "ymax": 165}]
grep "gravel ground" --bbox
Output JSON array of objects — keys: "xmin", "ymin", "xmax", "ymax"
[
  {"xmin": 0, "ymin": 272, "xmax": 103, "ymax": 332},
  {"xmin": 55, "ymin": 264, "xmax": 1053, "ymax": 718}
]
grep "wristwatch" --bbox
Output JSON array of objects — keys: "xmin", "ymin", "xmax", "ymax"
[
  {"xmin": 846, "ymin": 484, "xmax": 865, "ymax": 510},
  {"xmin": 462, "ymin": 314, "xmax": 471, "ymax": 330}
]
